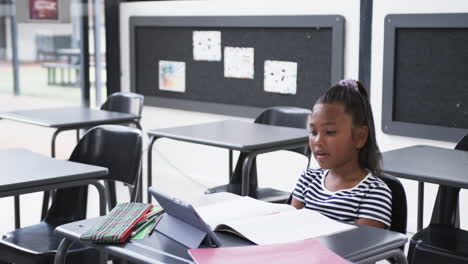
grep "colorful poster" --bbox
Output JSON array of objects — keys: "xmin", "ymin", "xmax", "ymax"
[
  {"xmin": 159, "ymin": 60, "xmax": 186, "ymax": 93},
  {"xmin": 264, "ymin": 60, "xmax": 297, "ymax": 95},
  {"xmin": 29, "ymin": 0, "xmax": 58, "ymax": 20},
  {"xmin": 193, "ymin": 31, "xmax": 222, "ymax": 61},
  {"xmin": 224, "ymin": 47, "xmax": 254, "ymax": 79}
]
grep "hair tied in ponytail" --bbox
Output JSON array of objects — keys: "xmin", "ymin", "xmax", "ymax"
[{"xmin": 338, "ymin": 79, "xmax": 359, "ymax": 91}]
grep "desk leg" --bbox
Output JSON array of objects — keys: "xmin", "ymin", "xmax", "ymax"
[
  {"xmin": 417, "ymin": 182, "xmax": 424, "ymax": 231},
  {"xmin": 54, "ymin": 238, "xmax": 73, "ymax": 264},
  {"xmin": 41, "ymin": 191, "xmax": 50, "ymax": 221},
  {"xmin": 51, "ymin": 128, "xmax": 63, "ymax": 158},
  {"xmin": 241, "ymin": 152, "xmax": 257, "ymax": 196},
  {"xmin": 14, "ymin": 195, "xmax": 20, "ymax": 229},
  {"xmin": 42, "ymin": 128, "xmax": 66, "ymax": 220},
  {"xmin": 229, "ymin": 149, "xmax": 233, "ymax": 180},
  {"xmin": 147, "ymin": 136, "xmax": 158, "ymax": 203},
  {"xmin": 90, "ymin": 181, "xmax": 107, "ymax": 216},
  {"xmin": 76, "ymin": 129, "xmax": 80, "ymax": 142},
  {"xmin": 105, "ymin": 181, "xmax": 117, "ymax": 210}
]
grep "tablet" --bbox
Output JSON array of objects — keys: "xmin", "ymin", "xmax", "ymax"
[{"xmin": 149, "ymin": 187, "xmax": 222, "ymax": 248}]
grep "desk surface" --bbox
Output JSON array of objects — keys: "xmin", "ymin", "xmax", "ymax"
[
  {"xmin": 0, "ymin": 107, "xmax": 138, "ymax": 128},
  {"xmin": 382, "ymin": 145, "xmax": 468, "ymax": 188},
  {"xmin": 0, "ymin": 148, "xmax": 108, "ymax": 196},
  {"xmin": 147, "ymin": 120, "xmax": 309, "ymax": 151},
  {"xmin": 56, "ymin": 215, "xmax": 406, "ymax": 264}
]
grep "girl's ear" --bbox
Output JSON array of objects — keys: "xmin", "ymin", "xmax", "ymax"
[{"xmin": 354, "ymin": 125, "xmax": 369, "ymax": 149}]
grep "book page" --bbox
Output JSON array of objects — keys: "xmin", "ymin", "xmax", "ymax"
[
  {"xmin": 218, "ymin": 209, "xmax": 356, "ymax": 245},
  {"xmin": 195, "ymin": 196, "xmax": 295, "ymax": 230}
]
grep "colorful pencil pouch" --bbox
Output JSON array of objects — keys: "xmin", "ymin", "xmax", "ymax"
[{"xmin": 80, "ymin": 202, "xmax": 153, "ymax": 243}]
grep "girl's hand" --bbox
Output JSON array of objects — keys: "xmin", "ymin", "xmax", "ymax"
[
  {"xmin": 291, "ymin": 198, "xmax": 305, "ymax": 209},
  {"xmin": 356, "ymin": 218, "xmax": 386, "ymax": 229}
]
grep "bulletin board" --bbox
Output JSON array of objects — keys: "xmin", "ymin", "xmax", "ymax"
[
  {"xmin": 382, "ymin": 13, "xmax": 468, "ymax": 142},
  {"xmin": 129, "ymin": 15, "xmax": 344, "ymax": 117}
]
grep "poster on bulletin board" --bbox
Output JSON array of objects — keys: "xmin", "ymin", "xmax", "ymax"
[{"xmin": 29, "ymin": 0, "xmax": 58, "ymax": 20}]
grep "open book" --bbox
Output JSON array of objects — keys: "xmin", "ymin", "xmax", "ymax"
[{"xmin": 194, "ymin": 196, "xmax": 356, "ymax": 245}]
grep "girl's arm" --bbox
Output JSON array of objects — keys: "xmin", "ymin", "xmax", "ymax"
[
  {"xmin": 291, "ymin": 197, "xmax": 305, "ymax": 209},
  {"xmin": 356, "ymin": 218, "xmax": 386, "ymax": 229}
]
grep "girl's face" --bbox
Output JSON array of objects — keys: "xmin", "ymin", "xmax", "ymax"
[{"xmin": 309, "ymin": 103, "xmax": 368, "ymax": 170}]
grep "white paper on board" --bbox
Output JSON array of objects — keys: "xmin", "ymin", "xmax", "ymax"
[
  {"xmin": 158, "ymin": 60, "xmax": 186, "ymax": 93},
  {"xmin": 224, "ymin": 47, "xmax": 254, "ymax": 79},
  {"xmin": 193, "ymin": 31, "xmax": 222, "ymax": 61},
  {"xmin": 264, "ymin": 60, "xmax": 297, "ymax": 95}
]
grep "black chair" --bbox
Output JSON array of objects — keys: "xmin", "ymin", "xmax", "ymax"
[
  {"xmin": 380, "ymin": 173, "xmax": 408, "ymax": 235},
  {"xmin": 407, "ymin": 135, "xmax": 468, "ymax": 264},
  {"xmin": 100, "ymin": 92, "xmax": 144, "ymax": 208},
  {"xmin": 100, "ymin": 92, "xmax": 144, "ymax": 130},
  {"xmin": 0, "ymin": 125, "xmax": 143, "ymax": 264},
  {"xmin": 219, "ymin": 106, "xmax": 312, "ymax": 203},
  {"xmin": 39, "ymin": 92, "xmax": 144, "ymax": 219}
]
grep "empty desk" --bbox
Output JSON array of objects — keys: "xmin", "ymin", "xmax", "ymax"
[
  {"xmin": 382, "ymin": 145, "xmax": 468, "ymax": 230},
  {"xmin": 146, "ymin": 120, "xmax": 309, "ymax": 202},
  {"xmin": 0, "ymin": 107, "xmax": 140, "ymax": 157},
  {"xmin": 0, "ymin": 148, "xmax": 108, "ymax": 228}
]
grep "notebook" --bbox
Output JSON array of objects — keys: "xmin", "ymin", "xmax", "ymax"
[{"xmin": 188, "ymin": 239, "xmax": 351, "ymax": 264}]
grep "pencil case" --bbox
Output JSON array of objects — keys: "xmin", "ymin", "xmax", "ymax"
[{"xmin": 80, "ymin": 202, "xmax": 153, "ymax": 243}]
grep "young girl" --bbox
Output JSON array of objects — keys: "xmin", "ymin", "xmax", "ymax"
[{"xmin": 291, "ymin": 79, "xmax": 392, "ymax": 229}]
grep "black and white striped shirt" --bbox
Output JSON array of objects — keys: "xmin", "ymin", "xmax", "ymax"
[{"xmin": 293, "ymin": 168, "xmax": 392, "ymax": 227}]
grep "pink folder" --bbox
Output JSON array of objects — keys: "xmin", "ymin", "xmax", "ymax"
[{"xmin": 188, "ymin": 239, "xmax": 351, "ymax": 264}]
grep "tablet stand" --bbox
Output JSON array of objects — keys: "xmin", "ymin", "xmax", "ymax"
[{"xmin": 155, "ymin": 214, "xmax": 218, "ymax": 248}]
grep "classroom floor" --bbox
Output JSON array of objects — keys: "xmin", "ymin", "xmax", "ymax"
[{"xmin": 0, "ymin": 93, "xmax": 410, "ymax": 262}]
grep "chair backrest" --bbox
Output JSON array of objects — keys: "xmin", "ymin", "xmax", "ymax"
[
  {"xmin": 100, "ymin": 92, "xmax": 144, "ymax": 116},
  {"xmin": 44, "ymin": 125, "xmax": 143, "ymax": 225},
  {"xmin": 379, "ymin": 173, "xmax": 408, "ymax": 234},
  {"xmin": 429, "ymin": 134, "xmax": 468, "ymax": 227},
  {"xmin": 231, "ymin": 106, "xmax": 311, "ymax": 186},
  {"xmin": 254, "ymin": 106, "xmax": 311, "ymax": 156}
]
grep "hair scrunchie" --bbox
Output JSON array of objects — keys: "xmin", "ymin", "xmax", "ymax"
[{"xmin": 339, "ymin": 79, "xmax": 359, "ymax": 91}]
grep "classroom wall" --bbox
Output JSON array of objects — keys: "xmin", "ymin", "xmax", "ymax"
[
  {"xmin": 372, "ymin": 0, "xmax": 468, "ymax": 232},
  {"xmin": 120, "ymin": 0, "xmax": 468, "ymax": 233},
  {"xmin": 119, "ymin": 0, "xmax": 361, "ymax": 93}
]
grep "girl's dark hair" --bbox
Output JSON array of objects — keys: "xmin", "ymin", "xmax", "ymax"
[{"xmin": 314, "ymin": 80, "xmax": 382, "ymax": 176}]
